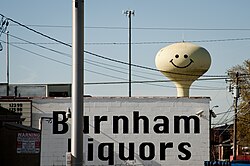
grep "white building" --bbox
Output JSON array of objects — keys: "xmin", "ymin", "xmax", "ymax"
[
  {"xmin": 32, "ymin": 96, "xmax": 210, "ymax": 166},
  {"xmin": 0, "ymin": 84, "xmax": 210, "ymax": 165}
]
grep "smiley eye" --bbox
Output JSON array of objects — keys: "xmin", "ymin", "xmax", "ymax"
[
  {"xmin": 184, "ymin": 54, "xmax": 188, "ymax": 58},
  {"xmin": 175, "ymin": 54, "xmax": 179, "ymax": 58}
]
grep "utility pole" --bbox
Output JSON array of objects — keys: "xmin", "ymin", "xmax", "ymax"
[
  {"xmin": 71, "ymin": 0, "xmax": 84, "ymax": 165},
  {"xmin": 6, "ymin": 31, "xmax": 9, "ymax": 96},
  {"xmin": 209, "ymin": 105, "xmax": 218, "ymax": 161},
  {"xmin": 233, "ymin": 72, "xmax": 239, "ymax": 160},
  {"xmin": 123, "ymin": 10, "xmax": 135, "ymax": 97}
]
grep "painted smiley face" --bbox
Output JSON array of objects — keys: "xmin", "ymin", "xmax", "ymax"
[
  {"xmin": 170, "ymin": 54, "xmax": 194, "ymax": 69},
  {"xmin": 155, "ymin": 42, "xmax": 212, "ymax": 97}
]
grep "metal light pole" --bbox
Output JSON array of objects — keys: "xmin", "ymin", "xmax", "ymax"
[
  {"xmin": 71, "ymin": 0, "xmax": 84, "ymax": 165},
  {"xmin": 123, "ymin": 10, "xmax": 134, "ymax": 97}
]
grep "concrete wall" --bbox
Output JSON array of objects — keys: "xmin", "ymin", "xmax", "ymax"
[{"xmin": 32, "ymin": 97, "xmax": 210, "ymax": 166}]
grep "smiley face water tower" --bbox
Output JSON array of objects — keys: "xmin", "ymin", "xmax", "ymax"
[{"xmin": 155, "ymin": 42, "xmax": 211, "ymax": 97}]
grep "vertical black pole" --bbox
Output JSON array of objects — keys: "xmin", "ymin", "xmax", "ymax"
[{"xmin": 128, "ymin": 12, "xmax": 132, "ymax": 97}]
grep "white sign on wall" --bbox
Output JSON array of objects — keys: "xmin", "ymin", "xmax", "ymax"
[
  {"xmin": 0, "ymin": 100, "xmax": 32, "ymax": 126},
  {"xmin": 34, "ymin": 97, "xmax": 210, "ymax": 166}
]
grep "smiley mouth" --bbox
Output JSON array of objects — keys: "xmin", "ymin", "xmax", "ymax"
[{"xmin": 170, "ymin": 59, "xmax": 194, "ymax": 68}]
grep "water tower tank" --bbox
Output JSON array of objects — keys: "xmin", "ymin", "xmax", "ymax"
[{"xmin": 155, "ymin": 42, "xmax": 211, "ymax": 97}]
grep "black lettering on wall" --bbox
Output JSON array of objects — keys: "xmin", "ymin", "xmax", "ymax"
[
  {"xmin": 94, "ymin": 116, "xmax": 108, "ymax": 134},
  {"xmin": 159, "ymin": 142, "xmax": 174, "ymax": 160},
  {"xmin": 139, "ymin": 142, "xmax": 155, "ymax": 160},
  {"xmin": 87, "ymin": 138, "xmax": 94, "ymax": 161},
  {"xmin": 98, "ymin": 143, "xmax": 114, "ymax": 165},
  {"xmin": 119, "ymin": 143, "xmax": 135, "ymax": 160},
  {"xmin": 133, "ymin": 111, "xmax": 149, "ymax": 133},
  {"xmin": 178, "ymin": 142, "xmax": 191, "ymax": 160},
  {"xmin": 174, "ymin": 116, "xmax": 200, "ymax": 133},
  {"xmin": 113, "ymin": 116, "xmax": 129, "ymax": 134},
  {"xmin": 53, "ymin": 111, "xmax": 69, "ymax": 134},
  {"xmin": 83, "ymin": 116, "xmax": 89, "ymax": 134},
  {"xmin": 153, "ymin": 116, "xmax": 169, "ymax": 133}
]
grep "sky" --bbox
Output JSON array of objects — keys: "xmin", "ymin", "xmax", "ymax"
[{"xmin": 1, "ymin": 0, "xmax": 250, "ymax": 125}]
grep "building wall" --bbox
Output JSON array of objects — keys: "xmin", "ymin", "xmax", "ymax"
[{"xmin": 32, "ymin": 97, "xmax": 210, "ymax": 166}]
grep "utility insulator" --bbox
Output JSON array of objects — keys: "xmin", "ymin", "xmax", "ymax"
[{"xmin": 234, "ymin": 85, "xmax": 240, "ymax": 98}]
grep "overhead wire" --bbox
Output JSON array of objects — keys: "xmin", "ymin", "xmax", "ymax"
[
  {"xmin": 7, "ymin": 36, "xmax": 250, "ymax": 45},
  {"xmin": 0, "ymin": 37, "xmax": 228, "ymax": 91},
  {"xmin": 1, "ymin": 12, "xmax": 232, "ymax": 92},
  {"xmin": 9, "ymin": 23, "xmax": 250, "ymax": 31},
  {"xmin": 6, "ymin": 35, "xmax": 228, "ymax": 90},
  {"xmin": 0, "ymin": 39, "xmax": 71, "ymax": 67},
  {"xmin": 1, "ymin": 38, "xmax": 226, "ymax": 90},
  {"xmin": 3, "ymin": 34, "xmax": 240, "ymax": 89},
  {"xmin": 213, "ymin": 101, "xmax": 250, "ymax": 127},
  {"xmin": 6, "ymin": 32, "xmax": 165, "ymax": 78},
  {"xmin": 3, "ymin": 32, "xmax": 170, "ymax": 87},
  {"xmin": 5, "ymin": 33, "xmax": 250, "ymax": 82},
  {"xmin": 1, "ymin": 13, "xmax": 229, "ymax": 78}
]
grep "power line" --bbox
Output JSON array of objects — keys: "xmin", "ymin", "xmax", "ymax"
[
  {"xmin": 6, "ymin": 32, "xmax": 71, "ymax": 58},
  {"xmin": 6, "ymin": 32, "xmax": 165, "ymax": 79},
  {"xmin": 85, "ymin": 50, "xmax": 228, "ymax": 78},
  {"xmin": 1, "ymin": 13, "xmax": 228, "ymax": 78},
  {"xmin": 0, "ymin": 14, "xmax": 71, "ymax": 48},
  {"xmin": 0, "ymin": 39, "xmax": 71, "ymax": 66},
  {"xmin": 5, "ymin": 38, "xmax": 225, "ymax": 88},
  {"xmin": 1, "ymin": 37, "xmax": 227, "ymax": 87},
  {"xmin": 1, "ymin": 39, "xmax": 227, "ymax": 90},
  {"xmin": 9, "ymin": 23, "xmax": 250, "ymax": 31},
  {"xmin": 8, "ymin": 33, "xmax": 245, "ymax": 83},
  {"xmin": 8, "ymin": 36, "xmax": 250, "ymax": 45},
  {"xmin": 1, "ymin": 38, "xmax": 227, "ymax": 90},
  {"xmin": 84, "ymin": 78, "xmax": 226, "ymax": 88},
  {"xmin": 6, "ymin": 31, "xmax": 208, "ymax": 84}
]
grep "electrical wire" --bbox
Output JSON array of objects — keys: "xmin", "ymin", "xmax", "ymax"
[
  {"xmin": 0, "ymin": 13, "xmax": 229, "ymax": 78},
  {"xmin": 7, "ymin": 37, "xmax": 250, "ymax": 45},
  {"xmin": 5, "ymin": 32, "xmax": 166, "ymax": 80},
  {"xmin": 2, "ymin": 12, "xmax": 239, "ymax": 93},
  {"xmin": 0, "ymin": 39, "xmax": 71, "ymax": 66},
  {"xmin": 85, "ymin": 50, "xmax": 228, "ymax": 78},
  {"xmin": 9, "ymin": 23, "xmax": 250, "ymax": 31},
  {"xmin": 1, "ymin": 33, "xmax": 227, "ymax": 90},
  {"xmin": 0, "ymin": 38, "xmax": 228, "ymax": 91}
]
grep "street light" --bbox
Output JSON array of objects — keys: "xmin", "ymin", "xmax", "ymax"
[{"xmin": 209, "ymin": 105, "xmax": 218, "ymax": 161}]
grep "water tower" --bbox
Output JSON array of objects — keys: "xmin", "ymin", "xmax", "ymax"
[{"xmin": 155, "ymin": 42, "xmax": 211, "ymax": 97}]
